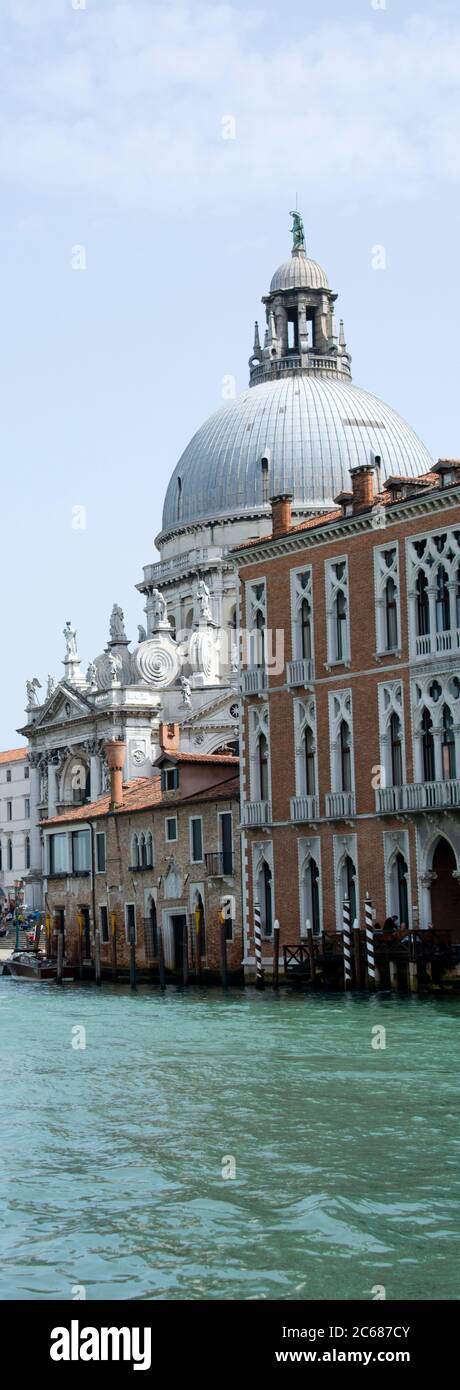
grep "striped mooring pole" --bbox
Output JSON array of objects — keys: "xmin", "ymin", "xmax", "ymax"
[
  {"xmin": 365, "ymin": 895, "xmax": 376, "ymax": 991},
  {"xmin": 254, "ymin": 898, "xmax": 264, "ymax": 990},
  {"xmin": 342, "ymin": 897, "xmax": 353, "ymax": 989}
]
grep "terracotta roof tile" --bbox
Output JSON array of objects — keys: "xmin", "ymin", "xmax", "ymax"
[
  {"xmin": 41, "ymin": 766, "xmax": 240, "ymax": 827},
  {"xmin": 160, "ymin": 752, "xmax": 239, "ymax": 766},
  {"xmin": 0, "ymin": 747, "xmax": 28, "ymax": 764}
]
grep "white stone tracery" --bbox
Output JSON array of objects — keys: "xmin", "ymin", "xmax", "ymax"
[
  {"xmin": 248, "ymin": 702, "xmax": 271, "ymax": 804},
  {"xmin": 411, "ymin": 673, "xmax": 460, "ymax": 783},
  {"xmin": 378, "ymin": 681, "xmax": 406, "ymax": 787},
  {"xmin": 328, "ymin": 689, "xmax": 355, "ymax": 795},
  {"xmin": 374, "ymin": 541, "xmax": 401, "ymax": 654},
  {"xmin": 407, "ymin": 524, "xmax": 460, "ymax": 658},
  {"xmin": 290, "ymin": 566, "xmax": 314, "ymax": 662},
  {"xmin": 294, "ymin": 697, "xmax": 317, "ymax": 797}
]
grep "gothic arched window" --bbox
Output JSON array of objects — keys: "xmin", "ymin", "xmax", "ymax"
[
  {"xmin": 304, "ymin": 725, "xmax": 316, "ymax": 796},
  {"xmin": 258, "ymin": 731, "xmax": 269, "ymax": 803},
  {"xmin": 441, "ymin": 705, "xmax": 456, "ymax": 780},
  {"xmin": 416, "ymin": 571, "xmax": 430, "ymax": 636},
  {"xmin": 259, "ymin": 860, "xmax": 273, "ymax": 937},
  {"xmin": 435, "ymin": 565, "xmax": 450, "ymax": 633},
  {"xmin": 341, "ymin": 855, "xmax": 356, "ymax": 926},
  {"xmin": 304, "ymin": 858, "xmax": 320, "ymax": 936},
  {"xmin": 385, "ymin": 577, "xmax": 398, "ymax": 650},
  {"xmin": 421, "ymin": 708, "xmax": 435, "ymax": 782},
  {"xmin": 335, "ymin": 586, "xmax": 347, "ymax": 661},
  {"xmin": 300, "ymin": 597, "xmax": 312, "ymax": 660},
  {"xmin": 339, "ymin": 720, "xmax": 352, "ymax": 793},
  {"xmin": 390, "ymin": 712, "xmax": 403, "ymax": 786}
]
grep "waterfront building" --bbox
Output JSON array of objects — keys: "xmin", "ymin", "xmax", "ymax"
[
  {"xmin": 0, "ymin": 747, "xmax": 39, "ymax": 910},
  {"xmin": 41, "ymin": 728, "xmax": 241, "ymax": 980},
  {"xmin": 235, "ymin": 464, "xmax": 460, "ymax": 977},
  {"xmin": 19, "ymin": 212, "xmax": 437, "ymax": 915}
]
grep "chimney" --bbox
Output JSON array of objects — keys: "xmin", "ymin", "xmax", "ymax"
[
  {"xmin": 271, "ymin": 493, "xmax": 293, "ymax": 538},
  {"xmin": 349, "ymin": 464, "xmax": 375, "ymax": 512},
  {"xmin": 159, "ymin": 721, "xmax": 180, "ymax": 755},
  {"xmin": 104, "ymin": 738, "xmax": 126, "ymax": 810}
]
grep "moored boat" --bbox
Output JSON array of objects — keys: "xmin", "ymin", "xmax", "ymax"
[{"xmin": 4, "ymin": 951, "xmax": 74, "ymax": 981}]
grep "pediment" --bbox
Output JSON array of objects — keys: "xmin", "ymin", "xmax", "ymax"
[
  {"xmin": 33, "ymin": 682, "xmax": 94, "ymax": 729},
  {"xmin": 184, "ymin": 691, "xmax": 239, "ymax": 728}
]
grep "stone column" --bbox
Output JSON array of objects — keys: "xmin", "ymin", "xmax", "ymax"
[
  {"xmin": 28, "ymin": 757, "xmax": 42, "ymax": 873},
  {"xmin": 48, "ymin": 761, "xmax": 59, "ymax": 817},
  {"xmin": 90, "ymin": 755, "xmax": 101, "ymax": 800}
]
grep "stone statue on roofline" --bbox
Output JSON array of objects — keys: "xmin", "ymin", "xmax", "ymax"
[
  {"xmin": 26, "ymin": 677, "xmax": 42, "ymax": 707},
  {"xmin": 63, "ymin": 620, "xmax": 78, "ymax": 659},
  {"xmin": 290, "ymin": 209, "xmax": 305, "ymax": 252},
  {"xmin": 108, "ymin": 652, "xmax": 123, "ymax": 682},
  {"xmin": 109, "ymin": 604, "xmax": 126, "ymax": 643},
  {"xmin": 195, "ymin": 578, "xmax": 212, "ymax": 623},
  {"xmin": 180, "ymin": 676, "xmax": 192, "ymax": 708}
]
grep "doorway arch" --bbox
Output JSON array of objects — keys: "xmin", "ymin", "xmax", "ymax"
[{"xmin": 430, "ymin": 837, "xmax": 460, "ymax": 937}]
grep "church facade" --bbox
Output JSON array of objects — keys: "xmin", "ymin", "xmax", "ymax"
[{"xmin": 19, "ymin": 213, "xmax": 436, "ymax": 913}]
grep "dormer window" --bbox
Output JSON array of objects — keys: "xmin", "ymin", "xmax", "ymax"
[
  {"xmin": 161, "ymin": 766, "xmax": 179, "ymax": 792},
  {"xmin": 176, "ymin": 476, "xmax": 182, "ymax": 521},
  {"xmin": 261, "ymin": 457, "xmax": 269, "ymax": 504}
]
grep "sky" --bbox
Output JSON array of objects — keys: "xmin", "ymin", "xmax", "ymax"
[{"xmin": 1, "ymin": 0, "xmax": 460, "ymax": 746}]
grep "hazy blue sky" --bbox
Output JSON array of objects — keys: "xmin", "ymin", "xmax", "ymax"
[{"xmin": 1, "ymin": 0, "xmax": 460, "ymax": 745}]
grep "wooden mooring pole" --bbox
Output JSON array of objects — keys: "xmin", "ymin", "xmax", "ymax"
[
  {"xmin": 408, "ymin": 931, "xmax": 419, "ymax": 993},
  {"xmin": 158, "ymin": 927, "xmax": 166, "ymax": 991},
  {"xmin": 306, "ymin": 923, "xmax": 316, "ymax": 985},
  {"xmin": 78, "ymin": 911, "xmax": 84, "ymax": 981},
  {"xmin": 353, "ymin": 922, "xmax": 362, "ymax": 989},
  {"xmin": 365, "ymin": 895, "xmax": 376, "ymax": 991},
  {"xmin": 272, "ymin": 920, "xmax": 280, "ymax": 990},
  {"xmin": 220, "ymin": 918, "xmax": 228, "ymax": 990},
  {"xmin": 56, "ymin": 931, "xmax": 63, "ymax": 986},
  {"xmin": 183, "ymin": 921, "xmax": 189, "ymax": 987},
  {"xmin": 342, "ymin": 898, "xmax": 353, "ymax": 990},
  {"xmin": 95, "ymin": 926, "xmax": 102, "ymax": 988},
  {"xmin": 254, "ymin": 898, "xmax": 264, "ymax": 990},
  {"xmin": 111, "ymin": 911, "xmax": 118, "ymax": 982},
  {"xmin": 129, "ymin": 926, "xmax": 137, "ymax": 991}
]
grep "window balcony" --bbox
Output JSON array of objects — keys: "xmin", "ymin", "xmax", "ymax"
[
  {"xmin": 242, "ymin": 800, "xmax": 272, "ymax": 827},
  {"xmin": 286, "ymin": 658, "xmax": 314, "ymax": 687},
  {"xmin": 325, "ymin": 791, "xmax": 356, "ymax": 819},
  {"xmin": 290, "ymin": 795, "xmax": 320, "ymax": 822},
  {"xmin": 413, "ymin": 628, "xmax": 460, "ymax": 660},
  {"xmin": 376, "ymin": 780, "xmax": 460, "ymax": 814},
  {"xmin": 205, "ymin": 852, "xmax": 234, "ymax": 877},
  {"xmin": 240, "ymin": 667, "xmax": 268, "ymax": 696}
]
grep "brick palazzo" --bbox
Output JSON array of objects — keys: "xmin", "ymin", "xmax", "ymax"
[
  {"xmin": 41, "ymin": 726, "xmax": 242, "ymax": 981},
  {"xmin": 234, "ymin": 461, "xmax": 460, "ymax": 979}
]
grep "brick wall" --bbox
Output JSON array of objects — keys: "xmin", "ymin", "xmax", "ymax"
[
  {"xmin": 238, "ymin": 490, "xmax": 460, "ymax": 964},
  {"xmin": 45, "ymin": 793, "xmax": 242, "ymax": 980}
]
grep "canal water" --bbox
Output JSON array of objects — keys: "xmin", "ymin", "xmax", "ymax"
[{"xmin": 1, "ymin": 979, "xmax": 459, "ymax": 1301}]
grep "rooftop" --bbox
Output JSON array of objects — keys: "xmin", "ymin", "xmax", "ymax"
[
  {"xmin": 41, "ymin": 770, "xmax": 240, "ymax": 827},
  {"xmin": 0, "ymin": 747, "xmax": 28, "ymax": 764}
]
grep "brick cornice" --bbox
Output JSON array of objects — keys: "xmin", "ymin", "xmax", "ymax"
[{"xmin": 232, "ymin": 485, "xmax": 460, "ymax": 568}]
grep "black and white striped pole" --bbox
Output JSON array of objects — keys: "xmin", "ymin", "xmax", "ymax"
[
  {"xmin": 365, "ymin": 894, "xmax": 376, "ymax": 991},
  {"xmin": 254, "ymin": 897, "xmax": 264, "ymax": 990},
  {"xmin": 342, "ymin": 897, "xmax": 353, "ymax": 990}
]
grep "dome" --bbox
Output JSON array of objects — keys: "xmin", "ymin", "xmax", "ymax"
[
  {"xmin": 161, "ymin": 375, "xmax": 434, "ymax": 533},
  {"xmin": 270, "ymin": 250, "xmax": 329, "ymax": 294}
]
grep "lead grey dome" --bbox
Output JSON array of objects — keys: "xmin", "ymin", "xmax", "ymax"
[
  {"xmin": 270, "ymin": 251, "xmax": 329, "ymax": 293},
  {"xmin": 161, "ymin": 375, "xmax": 434, "ymax": 533}
]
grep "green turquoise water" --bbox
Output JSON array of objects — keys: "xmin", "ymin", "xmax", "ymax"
[{"xmin": 1, "ymin": 978, "xmax": 459, "ymax": 1301}]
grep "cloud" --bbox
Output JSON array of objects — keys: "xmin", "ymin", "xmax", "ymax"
[{"xmin": 0, "ymin": 5, "xmax": 459, "ymax": 205}]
